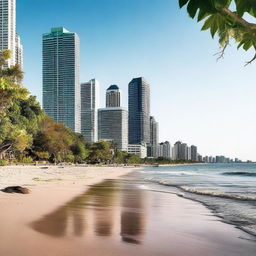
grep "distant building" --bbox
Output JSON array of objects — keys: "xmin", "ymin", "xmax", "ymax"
[
  {"xmin": 81, "ymin": 79, "xmax": 99, "ymax": 142},
  {"xmin": 98, "ymin": 107, "xmax": 128, "ymax": 151},
  {"xmin": 159, "ymin": 141, "xmax": 171, "ymax": 159},
  {"xmin": 106, "ymin": 85, "xmax": 121, "ymax": 107},
  {"xmin": 197, "ymin": 154, "xmax": 203, "ymax": 162},
  {"xmin": 128, "ymin": 144, "xmax": 147, "ymax": 159},
  {"xmin": 191, "ymin": 145, "xmax": 198, "ymax": 162},
  {"xmin": 203, "ymin": 156, "xmax": 209, "ymax": 163},
  {"xmin": 148, "ymin": 116, "xmax": 159, "ymax": 158},
  {"xmin": 180, "ymin": 143, "xmax": 188, "ymax": 160},
  {"xmin": 128, "ymin": 77, "xmax": 150, "ymax": 145},
  {"xmin": 216, "ymin": 155, "xmax": 225, "ymax": 163},
  {"xmin": 15, "ymin": 33, "xmax": 23, "ymax": 70},
  {"xmin": 98, "ymin": 87, "xmax": 128, "ymax": 151},
  {"xmin": 173, "ymin": 141, "xmax": 188, "ymax": 160},
  {"xmin": 43, "ymin": 27, "xmax": 80, "ymax": 132},
  {"xmin": 187, "ymin": 147, "xmax": 191, "ymax": 161}
]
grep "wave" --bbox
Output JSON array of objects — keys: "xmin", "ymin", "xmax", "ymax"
[
  {"xmin": 222, "ymin": 172, "xmax": 256, "ymax": 177},
  {"xmin": 146, "ymin": 178, "xmax": 256, "ymax": 201},
  {"xmin": 180, "ymin": 186, "xmax": 256, "ymax": 201}
]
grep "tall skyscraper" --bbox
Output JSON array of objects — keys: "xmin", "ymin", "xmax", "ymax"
[
  {"xmin": 173, "ymin": 141, "xmax": 188, "ymax": 160},
  {"xmin": 0, "ymin": 0, "xmax": 23, "ymax": 68},
  {"xmin": 128, "ymin": 77, "xmax": 150, "ymax": 145},
  {"xmin": 98, "ymin": 87, "xmax": 128, "ymax": 151},
  {"xmin": 191, "ymin": 145, "xmax": 198, "ymax": 162},
  {"xmin": 148, "ymin": 116, "xmax": 159, "ymax": 158},
  {"xmin": 106, "ymin": 85, "xmax": 121, "ymax": 107},
  {"xmin": 43, "ymin": 27, "xmax": 80, "ymax": 132},
  {"xmin": 81, "ymin": 79, "xmax": 99, "ymax": 142},
  {"xmin": 180, "ymin": 143, "xmax": 188, "ymax": 160}
]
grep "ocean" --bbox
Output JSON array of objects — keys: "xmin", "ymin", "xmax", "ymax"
[{"xmin": 140, "ymin": 163, "xmax": 256, "ymax": 237}]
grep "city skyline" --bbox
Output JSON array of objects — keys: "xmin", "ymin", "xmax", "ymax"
[{"xmin": 15, "ymin": 0, "xmax": 256, "ymax": 161}]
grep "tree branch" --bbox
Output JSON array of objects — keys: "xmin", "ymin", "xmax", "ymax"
[
  {"xmin": 214, "ymin": 43, "xmax": 229, "ymax": 61},
  {"xmin": 244, "ymin": 53, "xmax": 256, "ymax": 66},
  {"xmin": 220, "ymin": 8, "xmax": 256, "ymax": 31}
]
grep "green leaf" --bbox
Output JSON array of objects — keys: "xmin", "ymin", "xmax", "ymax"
[
  {"xmin": 187, "ymin": 0, "xmax": 199, "ymax": 18},
  {"xmin": 179, "ymin": 0, "xmax": 189, "ymax": 8},
  {"xmin": 210, "ymin": 18, "xmax": 218, "ymax": 38},
  {"xmin": 201, "ymin": 15, "xmax": 214, "ymax": 30},
  {"xmin": 243, "ymin": 40, "xmax": 253, "ymax": 50},
  {"xmin": 197, "ymin": 9, "xmax": 210, "ymax": 22}
]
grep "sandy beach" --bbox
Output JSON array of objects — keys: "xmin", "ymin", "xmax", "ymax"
[{"xmin": 0, "ymin": 165, "xmax": 255, "ymax": 256}]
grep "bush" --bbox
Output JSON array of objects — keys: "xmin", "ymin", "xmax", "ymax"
[
  {"xmin": 0, "ymin": 159, "xmax": 8, "ymax": 166},
  {"xmin": 19, "ymin": 156, "xmax": 33, "ymax": 164}
]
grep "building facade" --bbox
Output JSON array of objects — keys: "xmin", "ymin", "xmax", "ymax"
[
  {"xmin": 43, "ymin": 27, "xmax": 80, "ymax": 132},
  {"xmin": 128, "ymin": 144, "xmax": 147, "ymax": 159},
  {"xmin": 15, "ymin": 33, "xmax": 23, "ymax": 69},
  {"xmin": 191, "ymin": 145, "xmax": 198, "ymax": 162},
  {"xmin": 81, "ymin": 79, "xmax": 99, "ymax": 142},
  {"xmin": 128, "ymin": 77, "xmax": 150, "ymax": 145},
  {"xmin": 148, "ymin": 116, "xmax": 159, "ymax": 158},
  {"xmin": 98, "ymin": 107, "xmax": 128, "ymax": 151},
  {"xmin": 0, "ymin": 0, "xmax": 23, "ymax": 68},
  {"xmin": 106, "ymin": 85, "xmax": 121, "ymax": 107},
  {"xmin": 159, "ymin": 141, "xmax": 171, "ymax": 159}
]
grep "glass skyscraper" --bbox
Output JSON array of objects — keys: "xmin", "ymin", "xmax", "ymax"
[
  {"xmin": 98, "ymin": 86, "xmax": 128, "ymax": 151},
  {"xmin": 106, "ymin": 85, "xmax": 121, "ymax": 108},
  {"xmin": 128, "ymin": 77, "xmax": 150, "ymax": 145},
  {"xmin": 43, "ymin": 27, "xmax": 80, "ymax": 132},
  {"xmin": 81, "ymin": 79, "xmax": 99, "ymax": 142}
]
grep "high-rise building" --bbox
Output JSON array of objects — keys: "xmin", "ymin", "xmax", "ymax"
[
  {"xmin": 187, "ymin": 146, "xmax": 192, "ymax": 161},
  {"xmin": 98, "ymin": 87, "xmax": 128, "ymax": 151},
  {"xmin": 15, "ymin": 33, "xmax": 23, "ymax": 69},
  {"xmin": 0, "ymin": 0, "xmax": 23, "ymax": 68},
  {"xmin": 191, "ymin": 145, "xmax": 198, "ymax": 161},
  {"xmin": 159, "ymin": 141, "xmax": 171, "ymax": 159},
  {"xmin": 81, "ymin": 79, "xmax": 99, "ymax": 142},
  {"xmin": 106, "ymin": 85, "xmax": 121, "ymax": 107},
  {"xmin": 43, "ymin": 27, "xmax": 80, "ymax": 132},
  {"xmin": 148, "ymin": 116, "xmax": 159, "ymax": 158},
  {"xmin": 128, "ymin": 77, "xmax": 150, "ymax": 145},
  {"xmin": 98, "ymin": 107, "xmax": 128, "ymax": 151},
  {"xmin": 180, "ymin": 143, "xmax": 188, "ymax": 160},
  {"xmin": 173, "ymin": 141, "xmax": 188, "ymax": 160}
]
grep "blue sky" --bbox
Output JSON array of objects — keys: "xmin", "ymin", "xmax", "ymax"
[{"xmin": 17, "ymin": 0, "xmax": 256, "ymax": 161}]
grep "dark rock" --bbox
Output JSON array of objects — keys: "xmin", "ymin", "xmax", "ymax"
[{"xmin": 2, "ymin": 186, "xmax": 31, "ymax": 194}]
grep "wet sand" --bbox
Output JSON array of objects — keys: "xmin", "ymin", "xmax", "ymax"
[{"xmin": 0, "ymin": 167, "xmax": 256, "ymax": 255}]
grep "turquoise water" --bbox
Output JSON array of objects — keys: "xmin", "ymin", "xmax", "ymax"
[{"xmin": 140, "ymin": 163, "xmax": 256, "ymax": 237}]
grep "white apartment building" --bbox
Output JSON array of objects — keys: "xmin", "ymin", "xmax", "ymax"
[
  {"xmin": 128, "ymin": 144, "xmax": 147, "ymax": 159},
  {"xmin": 0, "ymin": 0, "xmax": 23, "ymax": 68}
]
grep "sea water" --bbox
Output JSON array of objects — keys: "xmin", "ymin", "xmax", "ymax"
[{"xmin": 140, "ymin": 163, "xmax": 256, "ymax": 236}]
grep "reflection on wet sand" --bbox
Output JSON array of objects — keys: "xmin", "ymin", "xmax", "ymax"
[
  {"xmin": 121, "ymin": 183, "xmax": 145, "ymax": 244},
  {"xmin": 30, "ymin": 180, "xmax": 146, "ymax": 244}
]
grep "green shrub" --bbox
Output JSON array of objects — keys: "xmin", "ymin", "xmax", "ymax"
[
  {"xmin": 19, "ymin": 156, "xmax": 33, "ymax": 164},
  {"xmin": 0, "ymin": 159, "xmax": 8, "ymax": 166}
]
